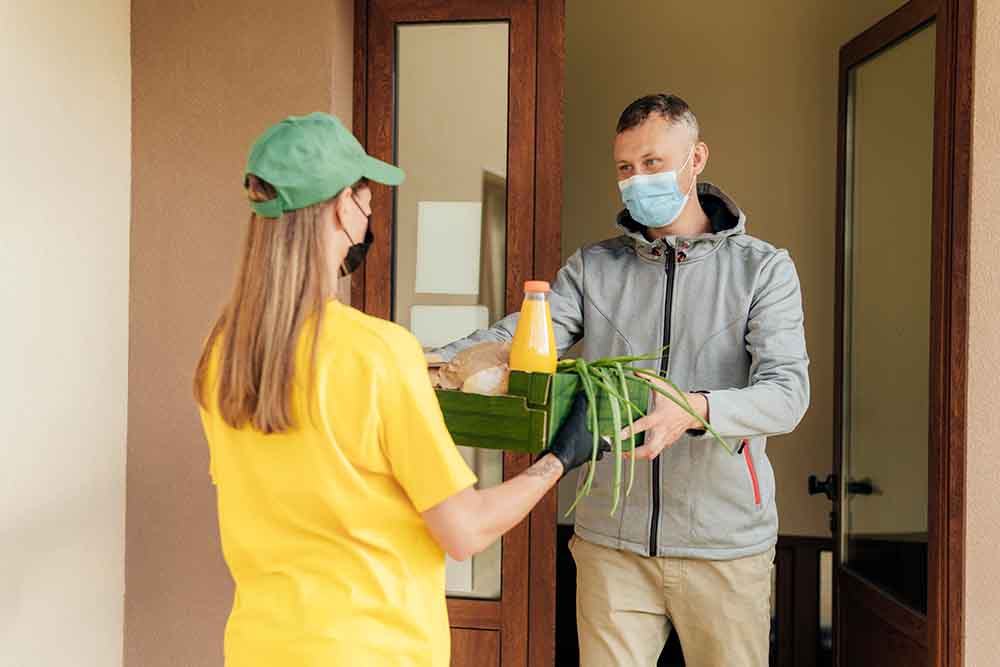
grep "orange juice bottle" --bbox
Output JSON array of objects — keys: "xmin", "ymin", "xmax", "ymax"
[{"xmin": 509, "ymin": 281, "xmax": 558, "ymax": 374}]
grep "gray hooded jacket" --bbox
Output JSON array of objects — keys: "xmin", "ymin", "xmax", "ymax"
[{"xmin": 436, "ymin": 183, "xmax": 810, "ymax": 560}]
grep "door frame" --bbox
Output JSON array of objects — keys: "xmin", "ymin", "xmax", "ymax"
[
  {"xmin": 352, "ymin": 1, "xmax": 565, "ymax": 665},
  {"xmin": 833, "ymin": 0, "xmax": 973, "ymax": 665}
]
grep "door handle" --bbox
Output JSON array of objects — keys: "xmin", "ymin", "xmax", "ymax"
[
  {"xmin": 808, "ymin": 474, "xmax": 836, "ymax": 500},
  {"xmin": 847, "ymin": 478, "xmax": 874, "ymax": 496},
  {"xmin": 809, "ymin": 474, "xmax": 875, "ymax": 500}
]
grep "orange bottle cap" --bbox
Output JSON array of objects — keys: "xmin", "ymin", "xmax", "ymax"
[{"xmin": 524, "ymin": 280, "xmax": 551, "ymax": 293}]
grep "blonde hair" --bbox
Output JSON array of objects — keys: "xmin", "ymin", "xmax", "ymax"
[{"xmin": 193, "ymin": 175, "xmax": 332, "ymax": 434}]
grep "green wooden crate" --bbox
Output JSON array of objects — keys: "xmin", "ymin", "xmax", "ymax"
[{"xmin": 435, "ymin": 370, "xmax": 649, "ymax": 454}]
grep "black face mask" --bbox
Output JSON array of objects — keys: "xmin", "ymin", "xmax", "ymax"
[
  {"xmin": 340, "ymin": 227, "xmax": 373, "ymax": 277},
  {"xmin": 339, "ymin": 195, "xmax": 373, "ymax": 277}
]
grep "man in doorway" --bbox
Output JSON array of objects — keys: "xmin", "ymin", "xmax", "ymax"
[{"xmin": 435, "ymin": 94, "xmax": 809, "ymax": 666}]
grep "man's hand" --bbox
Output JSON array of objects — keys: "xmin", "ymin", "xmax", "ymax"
[{"xmin": 622, "ymin": 377, "xmax": 708, "ymax": 461}]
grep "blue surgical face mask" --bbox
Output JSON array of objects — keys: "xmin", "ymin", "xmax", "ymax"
[{"xmin": 617, "ymin": 147, "xmax": 696, "ymax": 228}]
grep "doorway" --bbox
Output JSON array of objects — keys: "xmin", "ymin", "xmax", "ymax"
[
  {"xmin": 832, "ymin": 1, "xmax": 971, "ymax": 664},
  {"xmin": 352, "ymin": 0, "xmax": 972, "ymax": 664}
]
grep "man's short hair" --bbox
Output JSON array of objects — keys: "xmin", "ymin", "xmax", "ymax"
[{"xmin": 616, "ymin": 94, "xmax": 700, "ymax": 140}]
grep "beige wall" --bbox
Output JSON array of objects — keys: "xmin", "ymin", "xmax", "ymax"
[
  {"xmin": 0, "ymin": 2, "xmax": 131, "ymax": 666},
  {"xmin": 125, "ymin": 2, "xmax": 353, "ymax": 665},
  {"xmin": 563, "ymin": 0, "xmax": 906, "ymax": 536},
  {"xmin": 965, "ymin": 0, "xmax": 1000, "ymax": 662}
]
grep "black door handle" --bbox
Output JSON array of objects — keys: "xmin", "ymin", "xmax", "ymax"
[
  {"xmin": 809, "ymin": 474, "xmax": 875, "ymax": 500},
  {"xmin": 847, "ymin": 478, "xmax": 874, "ymax": 496},
  {"xmin": 808, "ymin": 474, "xmax": 836, "ymax": 500}
]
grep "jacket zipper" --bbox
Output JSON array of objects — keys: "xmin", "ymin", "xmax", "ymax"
[
  {"xmin": 650, "ymin": 247, "xmax": 676, "ymax": 557},
  {"xmin": 743, "ymin": 440, "xmax": 762, "ymax": 506}
]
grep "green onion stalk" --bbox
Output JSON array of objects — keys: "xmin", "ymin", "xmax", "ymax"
[{"xmin": 556, "ymin": 348, "xmax": 733, "ymax": 516}]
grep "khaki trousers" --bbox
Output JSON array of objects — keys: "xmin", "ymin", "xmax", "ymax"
[{"xmin": 570, "ymin": 535, "xmax": 774, "ymax": 667}]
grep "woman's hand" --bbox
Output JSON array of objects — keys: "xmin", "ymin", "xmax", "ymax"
[{"xmin": 545, "ymin": 392, "xmax": 606, "ymax": 476}]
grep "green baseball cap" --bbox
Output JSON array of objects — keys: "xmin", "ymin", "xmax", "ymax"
[{"xmin": 245, "ymin": 112, "xmax": 405, "ymax": 218}]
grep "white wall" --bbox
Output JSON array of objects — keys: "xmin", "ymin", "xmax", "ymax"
[{"xmin": 0, "ymin": 2, "xmax": 131, "ymax": 666}]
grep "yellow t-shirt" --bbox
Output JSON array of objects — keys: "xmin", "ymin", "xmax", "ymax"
[{"xmin": 198, "ymin": 300, "xmax": 477, "ymax": 667}]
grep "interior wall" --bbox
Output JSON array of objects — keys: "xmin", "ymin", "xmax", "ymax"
[
  {"xmin": 965, "ymin": 0, "xmax": 1000, "ymax": 662},
  {"xmin": 561, "ymin": 0, "xmax": 907, "ymax": 536},
  {"xmin": 126, "ymin": 2, "xmax": 354, "ymax": 665},
  {"xmin": 0, "ymin": 2, "xmax": 131, "ymax": 666}
]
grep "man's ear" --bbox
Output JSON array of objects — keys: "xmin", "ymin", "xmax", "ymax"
[{"xmin": 693, "ymin": 142, "xmax": 710, "ymax": 177}]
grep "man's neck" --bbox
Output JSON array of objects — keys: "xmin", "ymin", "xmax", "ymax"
[{"xmin": 646, "ymin": 192, "xmax": 711, "ymax": 241}]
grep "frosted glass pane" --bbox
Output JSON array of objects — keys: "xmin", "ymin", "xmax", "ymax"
[
  {"xmin": 842, "ymin": 23, "xmax": 934, "ymax": 615},
  {"xmin": 410, "ymin": 305, "xmax": 489, "ymax": 349},
  {"xmin": 445, "ymin": 555, "xmax": 473, "ymax": 592},
  {"xmin": 415, "ymin": 201, "xmax": 483, "ymax": 295}
]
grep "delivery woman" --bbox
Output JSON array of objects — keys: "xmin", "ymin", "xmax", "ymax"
[{"xmin": 193, "ymin": 112, "xmax": 594, "ymax": 667}]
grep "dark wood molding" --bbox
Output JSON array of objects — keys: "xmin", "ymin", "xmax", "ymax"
[
  {"xmin": 451, "ymin": 629, "xmax": 501, "ymax": 666},
  {"xmin": 351, "ymin": 0, "xmax": 368, "ymax": 310},
  {"xmin": 773, "ymin": 544, "xmax": 797, "ymax": 667},
  {"xmin": 833, "ymin": 1, "xmax": 972, "ymax": 665},
  {"xmin": 367, "ymin": 0, "xmax": 524, "ymax": 22},
  {"xmin": 360, "ymin": 0, "xmax": 395, "ymax": 320},
  {"xmin": 526, "ymin": 2, "xmax": 564, "ymax": 666},
  {"xmin": 945, "ymin": 10, "xmax": 972, "ymax": 667},
  {"xmin": 773, "ymin": 536, "xmax": 834, "ymax": 667},
  {"xmin": 831, "ymin": 23, "xmax": 848, "ymax": 667},
  {"xmin": 500, "ymin": 453, "xmax": 531, "ymax": 667},
  {"xmin": 448, "ymin": 598, "xmax": 503, "ymax": 630},
  {"xmin": 791, "ymin": 537, "xmax": 827, "ymax": 667},
  {"xmin": 929, "ymin": 1, "xmax": 973, "ymax": 665},
  {"xmin": 499, "ymin": 4, "xmax": 538, "ymax": 666},
  {"xmin": 839, "ymin": 0, "xmax": 936, "ymax": 68},
  {"xmin": 532, "ymin": 0, "xmax": 565, "ymax": 285},
  {"xmin": 842, "ymin": 570, "xmax": 927, "ymax": 647}
]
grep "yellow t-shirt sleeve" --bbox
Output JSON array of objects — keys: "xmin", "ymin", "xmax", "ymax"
[{"xmin": 379, "ymin": 330, "xmax": 477, "ymax": 512}]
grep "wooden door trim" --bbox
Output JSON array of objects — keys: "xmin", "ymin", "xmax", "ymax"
[
  {"xmin": 929, "ymin": 1, "xmax": 973, "ymax": 665},
  {"xmin": 526, "ymin": 2, "xmax": 564, "ymax": 666},
  {"xmin": 770, "ymin": 536, "xmax": 834, "ymax": 667},
  {"xmin": 833, "ymin": 1, "xmax": 972, "ymax": 666},
  {"xmin": 448, "ymin": 598, "xmax": 503, "ymax": 630},
  {"xmin": 841, "ymin": 569, "xmax": 927, "ymax": 647},
  {"xmin": 351, "ymin": 0, "xmax": 368, "ymax": 310},
  {"xmin": 359, "ymin": 0, "xmax": 537, "ymax": 323},
  {"xmin": 839, "ymin": 0, "xmax": 936, "ymax": 67}
]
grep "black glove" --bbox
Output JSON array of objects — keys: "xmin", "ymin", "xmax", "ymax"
[{"xmin": 545, "ymin": 392, "xmax": 610, "ymax": 476}]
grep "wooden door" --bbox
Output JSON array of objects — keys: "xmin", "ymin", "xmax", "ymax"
[
  {"xmin": 832, "ymin": 1, "xmax": 971, "ymax": 665},
  {"xmin": 353, "ymin": 1, "xmax": 564, "ymax": 665}
]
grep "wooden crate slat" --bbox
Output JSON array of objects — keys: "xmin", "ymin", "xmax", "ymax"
[{"xmin": 435, "ymin": 371, "xmax": 649, "ymax": 454}]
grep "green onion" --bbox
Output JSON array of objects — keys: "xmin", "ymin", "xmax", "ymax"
[
  {"xmin": 565, "ymin": 359, "xmax": 600, "ymax": 515},
  {"xmin": 560, "ymin": 351, "xmax": 732, "ymax": 516},
  {"xmin": 615, "ymin": 362, "xmax": 637, "ymax": 496},
  {"xmin": 600, "ymin": 367, "xmax": 624, "ymax": 516}
]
